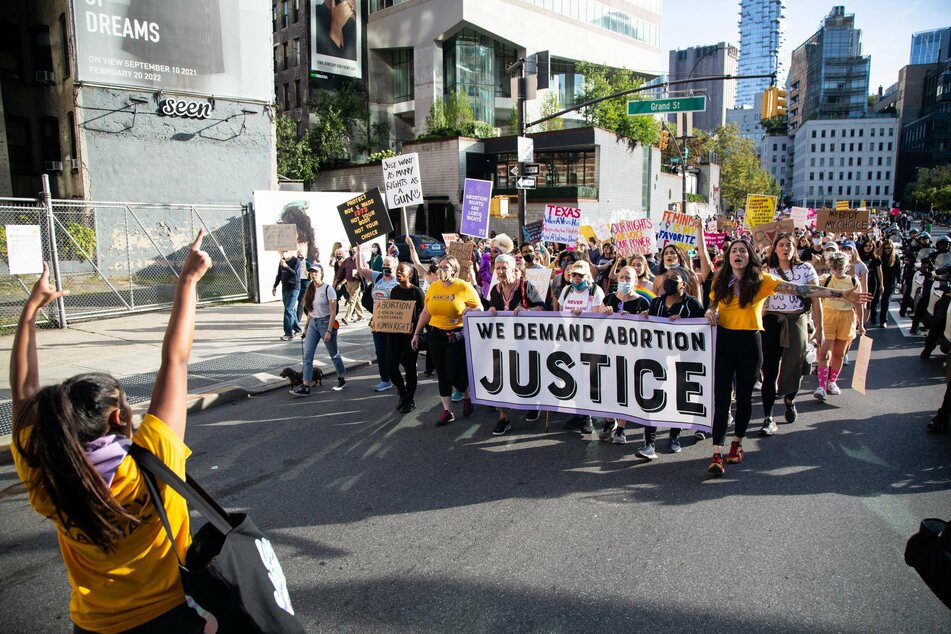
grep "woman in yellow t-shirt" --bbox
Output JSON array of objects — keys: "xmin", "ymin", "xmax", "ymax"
[
  {"xmin": 412, "ymin": 255, "xmax": 481, "ymax": 426},
  {"xmin": 11, "ymin": 232, "xmax": 212, "ymax": 633},
  {"xmin": 704, "ymin": 238, "xmax": 870, "ymax": 476}
]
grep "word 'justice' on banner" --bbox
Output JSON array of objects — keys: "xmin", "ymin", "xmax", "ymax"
[{"xmin": 464, "ymin": 312, "xmax": 715, "ymax": 432}]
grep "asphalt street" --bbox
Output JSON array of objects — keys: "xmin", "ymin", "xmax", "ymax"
[{"xmin": 1, "ymin": 308, "xmax": 949, "ymax": 632}]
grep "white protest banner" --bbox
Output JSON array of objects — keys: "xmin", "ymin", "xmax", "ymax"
[
  {"xmin": 381, "ymin": 153, "xmax": 422, "ymax": 210},
  {"xmin": 524, "ymin": 267, "xmax": 553, "ymax": 301},
  {"xmin": 611, "ymin": 218, "xmax": 656, "ymax": 257},
  {"xmin": 541, "ymin": 204, "xmax": 582, "ymax": 244},
  {"xmin": 262, "ymin": 224, "xmax": 299, "ymax": 251},
  {"xmin": 790, "ymin": 207, "xmax": 809, "ymax": 229},
  {"xmin": 5, "ymin": 225, "xmax": 43, "ymax": 275},
  {"xmin": 657, "ymin": 210, "xmax": 699, "ymax": 250},
  {"xmin": 464, "ymin": 312, "xmax": 714, "ymax": 431}
]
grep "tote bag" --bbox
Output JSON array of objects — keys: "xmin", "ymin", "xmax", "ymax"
[{"xmin": 130, "ymin": 445, "xmax": 306, "ymax": 634}]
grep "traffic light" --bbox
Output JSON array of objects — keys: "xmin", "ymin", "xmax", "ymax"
[
  {"xmin": 659, "ymin": 129, "xmax": 670, "ymax": 151},
  {"xmin": 775, "ymin": 88, "xmax": 787, "ymax": 117},
  {"xmin": 761, "ymin": 86, "xmax": 776, "ymax": 120}
]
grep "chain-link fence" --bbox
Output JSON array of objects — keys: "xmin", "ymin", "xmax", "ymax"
[{"xmin": 0, "ymin": 198, "xmax": 252, "ymax": 330}]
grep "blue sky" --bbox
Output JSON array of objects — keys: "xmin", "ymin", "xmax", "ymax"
[{"xmin": 661, "ymin": 0, "xmax": 950, "ymax": 92}]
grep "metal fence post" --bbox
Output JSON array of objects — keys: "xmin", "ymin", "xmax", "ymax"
[{"xmin": 40, "ymin": 175, "xmax": 67, "ymax": 328}]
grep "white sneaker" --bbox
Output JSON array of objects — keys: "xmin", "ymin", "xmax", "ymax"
[
  {"xmin": 612, "ymin": 429, "xmax": 627, "ymax": 444},
  {"xmin": 814, "ymin": 386, "xmax": 827, "ymax": 401},
  {"xmin": 827, "ymin": 382, "xmax": 841, "ymax": 395},
  {"xmin": 753, "ymin": 380, "xmax": 763, "ymax": 390}
]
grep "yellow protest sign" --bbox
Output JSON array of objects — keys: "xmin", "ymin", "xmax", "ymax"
[
  {"xmin": 579, "ymin": 224, "xmax": 597, "ymax": 243},
  {"xmin": 745, "ymin": 194, "xmax": 778, "ymax": 228},
  {"xmin": 835, "ymin": 200, "xmax": 850, "ymax": 211}
]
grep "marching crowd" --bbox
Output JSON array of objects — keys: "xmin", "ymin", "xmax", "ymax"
[{"xmin": 274, "ymin": 214, "xmax": 905, "ymax": 477}]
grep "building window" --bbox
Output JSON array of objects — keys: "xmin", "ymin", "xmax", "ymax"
[
  {"xmin": 392, "ymin": 48, "xmax": 413, "ymax": 103},
  {"xmin": 295, "ymin": 80, "xmax": 302, "ymax": 108},
  {"xmin": 5, "ymin": 116, "xmax": 32, "ymax": 174},
  {"xmin": 443, "ymin": 29, "xmax": 499, "ymax": 125},
  {"xmin": 887, "ymin": 156, "xmax": 892, "ymax": 166},
  {"xmin": 877, "ymin": 171, "xmax": 882, "ymax": 180},
  {"xmin": 810, "ymin": 172, "xmax": 815, "ymax": 181},
  {"xmin": 876, "ymin": 186, "xmax": 881, "ymax": 195},
  {"xmin": 838, "ymin": 186, "xmax": 843, "ymax": 195},
  {"xmin": 809, "ymin": 186, "xmax": 814, "ymax": 195},
  {"xmin": 858, "ymin": 143, "xmax": 862, "ymax": 151},
  {"xmin": 840, "ymin": 143, "xmax": 845, "ymax": 152},
  {"xmin": 830, "ymin": 129, "xmax": 836, "ymax": 137},
  {"xmin": 283, "ymin": 83, "xmax": 289, "ymax": 111},
  {"xmin": 885, "ymin": 186, "xmax": 890, "ymax": 195},
  {"xmin": 811, "ymin": 144, "xmax": 816, "ymax": 152},
  {"xmin": 272, "ymin": 3, "xmax": 277, "ymax": 31},
  {"xmin": 59, "ymin": 13, "xmax": 69, "ymax": 78},
  {"xmin": 550, "ymin": 58, "xmax": 584, "ymax": 109},
  {"xmin": 847, "ymin": 186, "xmax": 852, "ymax": 195},
  {"xmin": 868, "ymin": 171, "xmax": 872, "ymax": 179},
  {"xmin": 820, "ymin": 158, "xmax": 825, "ymax": 167},
  {"xmin": 850, "ymin": 129, "xmax": 855, "ymax": 137},
  {"xmin": 282, "ymin": 1, "xmax": 288, "ymax": 28},
  {"xmin": 888, "ymin": 127, "xmax": 893, "ymax": 136},
  {"xmin": 857, "ymin": 157, "xmax": 862, "ymax": 166},
  {"xmin": 828, "ymin": 172, "xmax": 833, "ymax": 180},
  {"xmin": 819, "ymin": 172, "xmax": 824, "ymax": 181},
  {"xmin": 886, "ymin": 171, "xmax": 891, "ymax": 180},
  {"xmin": 839, "ymin": 172, "xmax": 844, "ymax": 180},
  {"xmin": 887, "ymin": 142, "xmax": 893, "ymax": 151},
  {"xmin": 782, "ymin": 144, "xmax": 786, "ymax": 151},
  {"xmin": 840, "ymin": 158, "xmax": 845, "ymax": 167},
  {"xmin": 294, "ymin": 0, "xmax": 300, "ymax": 22},
  {"xmin": 40, "ymin": 116, "xmax": 60, "ymax": 163},
  {"xmin": 810, "ymin": 158, "xmax": 816, "ymax": 167},
  {"xmin": 293, "ymin": 38, "xmax": 300, "ymax": 66},
  {"xmin": 33, "ymin": 26, "xmax": 53, "ymax": 73},
  {"xmin": 273, "ymin": 46, "xmax": 279, "ymax": 73},
  {"xmin": 66, "ymin": 111, "xmax": 77, "ymax": 160},
  {"xmin": 812, "ymin": 130, "xmax": 817, "ymax": 138},
  {"xmin": 879, "ymin": 142, "xmax": 884, "ymax": 151},
  {"xmin": 859, "ymin": 128, "xmax": 863, "ymax": 137},
  {"xmin": 871, "ymin": 128, "xmax": 875, "ymax": 137},
  {"xmin": 495, "ymin": 150, "xmax": 596, "ymax": 189},
  {"xmin": 848, "ymin": 157, "xmax": 853, "ymax": 166},
  {"xmin": 282, "ymin": 43, "xmax": 288, "ymax": 70},
  {"xmin": 867, "ymin": 186, "xmax": 871, "ymax": 195},
  {"xmin": 878, "ymin": 157, "xmax": 883, "ymax": 166}
]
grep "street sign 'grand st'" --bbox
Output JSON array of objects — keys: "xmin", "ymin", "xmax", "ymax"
[{"xmin": 627, "ymin": 96, "xmax": 707, "ymax": 116}]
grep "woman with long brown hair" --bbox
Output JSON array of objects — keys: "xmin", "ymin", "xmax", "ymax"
[
  {"xmin": 878, "ymin": 237, "xmax": 901, "ymax": 327},
  {"xmin": 12, "ymin": 232, "xmax": 213, "ymax": 632},
  {"xmin": 704, "ymin": 239, "xmax": 870, "ymax": 476},
  {"xmin": 292, "ymin": 265, "xmax": 347, "ymax": 396},
  {"xmin": 653, "ymin": 230, "xmax": 711, "ymax": 302}
]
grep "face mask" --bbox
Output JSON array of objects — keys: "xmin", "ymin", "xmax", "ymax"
[
  {"xmin": 523, "ymin": 254, "xmax": 535, "ymax": 264},
  {"xmin": 813, "ymin": 239, "xmax": 822, "ymax": 247},
  {"xmin": 617, "ymin": 281, "xmax": 633, "ymax": 295},
  {"xmin": 662, "ymin": 278, "xmax": 681, "ymax": 295},
  {"xmin": 382, "ymin": 267, "xmax": 392, "ymax": 276},
  {"xmin": 438, "ymin": 269, "xmax": 453, "ymax": 282},
  {"xmin": 571, "ymin": 280, "xmax": 588, "ymax": 292}
]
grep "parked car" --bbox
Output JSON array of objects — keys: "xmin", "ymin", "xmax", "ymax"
[{"xmin": 394, "ymin": 234, "xmax": 446, "ymax": 263}]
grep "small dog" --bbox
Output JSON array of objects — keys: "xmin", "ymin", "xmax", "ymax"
[{"xmin": 280, "ymin": 367, "xmax": 324, "ymax": 387}]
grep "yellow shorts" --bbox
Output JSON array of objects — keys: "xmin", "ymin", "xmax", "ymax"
[{"xmin": 824, "ymin": 308, "xmax": 856, "ymax": 341}]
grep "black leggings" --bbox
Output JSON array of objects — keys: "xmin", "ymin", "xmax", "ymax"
[
  {"xmin": 429, "ymin": 327, "xmax": 469, "ymax": 397},
  {"xmin": 713, "ymin": 327, "xmax": 762, "ymax": 446},
  {"xmin": 880, "ymin": 277, "xmax": 897, "ymax": 325},
  {"xmin": 74, "ymin": 602, "xmax": 204, "ymax": 633},
  {"xmin": 761, "ymin": 313, "xmax": 806, "ymax": 418},
  {"xmin": 385, "ymin": 333, "xmax": 419, "ymax": 397}
]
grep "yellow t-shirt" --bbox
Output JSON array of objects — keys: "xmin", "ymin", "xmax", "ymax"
[
  {"xmin": 425, "ymin": 278, "xmax": 481, "ymax": 331},
  {"xmin": 819, "ymin": 273, "xmax": 860, "ymax": 312},
  {"xmin": 13, "ymin": 414, "xmax": 191, "ymax": 633},
  {"xmin": 711, "ymin": 272, "xmax": 783, "ymax": 331}
]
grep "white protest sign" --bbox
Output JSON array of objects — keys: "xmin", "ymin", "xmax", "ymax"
[
  {"xmin": 541, "ymin": 204, "xmax": 582, "ymax": 244},
  {"xmin": 262, "ymin": 224, "xmax": 299, "ymax": 252},
  {"xmin": 5, "ymin": 225, "xmax": 43, "ymax": 275},
  {"xmin": 464, "ymin": 312, "xmax": 713, "ymax": 431},
  {"xmin": 381, "ymin": 153, "xmax": 422, "ymax": 210},
  {"xmin": 611, "ymin": 218, "xmax": 656, "ymax": 257},
  {"xmin": 524, "ymin": 267, "xmax": 553, "ymax": 301},
  {"xmin": 790, "ymin": 207, "xmax": 809, "ymax": 229}
]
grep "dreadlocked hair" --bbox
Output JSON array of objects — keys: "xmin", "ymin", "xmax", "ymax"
[
  {"xmin": 711, "ymin": 238, "xmax": 764, "ymax": 308},
  {"xmin": 13, "ymin": 373, "xmax": 139, "ymax": 552}
]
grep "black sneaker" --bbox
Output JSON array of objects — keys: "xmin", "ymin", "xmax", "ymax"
[
  {"xmin": 525, "ymin": 410, "xmax": 540, "ymax": 422},
  {"xmin": 581, "ymin": 417, "xmax": 594, "ymax": 434},
  {"xmin": 400, "ymin": 399, "xmax": 416, "ymax": 414},
  {"xmin": 290, "ymin": 384, "xmax": 310, "ymax": 397},
  {"xmin": 332, "ymin": 377, "xmax": 346, "ymax": 391},
  {"xmin": 598, "ymin": 420, "xmax": 617, "ymax": 441},
  {"xmin": 492, "ymin": 418, "xmax": 512, "ymax": 436},
  {"xmin": 784, "ymin": 399, "xmax": 798, "ymax": 423},
  {"xmin": 395, "ymin": 396, "xmax": 406, "ymax": 411}
]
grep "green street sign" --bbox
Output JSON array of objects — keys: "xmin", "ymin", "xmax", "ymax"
[{"xmin": 627, "ymin": 96, "xmax": 706, "ymax": 116}]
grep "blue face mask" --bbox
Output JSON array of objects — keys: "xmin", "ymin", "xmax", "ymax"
[
  {"xmin": 617, "ymin": 282, "xmax": 633, "ymax": 295},
  {"xmin": 571, "ymin": 280, "xmax": 588, "ymax": 292}
]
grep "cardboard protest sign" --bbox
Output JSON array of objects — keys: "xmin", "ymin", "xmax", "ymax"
[
  {"xmin": 336, "ymin": 188, "xmax": 393, "ymax": 246},
  {"xmin": 262, "ymin": 224, "xmax": 299, "ymax": 252},
  {"xmin": 459, "ymin": 178, "xmax": 493, "ymax": 239},
  {"xmin": 851, "ymin": 335, "xmax": 873, "ymax": 394},
  {"xmin": 717, "ymin": 216, "xmax": 738, "ymax": 233},
  {"xmin": 745, "ymin": 194, "xmax": 778, "ymax": 228},
  {"xmin": 790, "ymin": 207, "xmax": 809, "ymax": 229},
  {"xmin": 5, "ymin": 224, "xmax": 43, "ymax": 275},
  {"xmin": 541, "ymin": 204, "xmax": 582, "ymax": 244},
  {"xmin": 835, "ymin": 200, "xmax": 849, "ymax": 211},
  {"xmin": 816, "ymin": 208, "xmax": 871, "ymax": 233},
  {"xmin": 464, "ymin": 312, "xmax": 714, "ymax": 431},
  {"xmin": 524, "ymin": 267, "xmax": 553, "ymax": 301},
  {"xmin": 751, "ymin": 219, "xmax": 795, "ymax": 248},
  {"xmin": 381, "ymin": 153, "xmax": 422, "ymax": 210},
  {"xmin": 448, "ymin": 240, "xmax": 475, "ymax": 282},
  {"xmin": 370, "ymin": 299, "xmax": 416, "ymax": 334},
  {"xmin": 611, "ymin": 218, "xmax": 656, "ymax": 256},
  {"xmin": 522, "ymin": 220, "xmax": 543, "ymax": 244},
  {"xmin": 704, "ymin": 233, "xmax": 728, "ymax": 250},
  {"xmin": 657, "ymin": 210, "xmax": 698, "ymax": 250},
  {"xmin": 442, "ymin": 233, "xmax": 460, "ymax": 244}
]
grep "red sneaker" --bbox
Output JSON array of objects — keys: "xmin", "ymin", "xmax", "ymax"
[
  {"xmin": 436, "ymin": 410, "xmax": 455, "ymax": 427},
  {"xmin": 462, "ymin": 398, "xmax": 474, "ymax": 417},
  {"xmin": 707, "ymin": 453, "xmax": 725, "ymax": 475},
  {"xmin": 725, "ymin": 441, "xmax": 744, "ymax": 464}
]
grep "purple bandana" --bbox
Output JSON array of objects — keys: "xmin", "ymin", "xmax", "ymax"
[{"xmin": 83, "ymin": 434, "xmax": 133, "ymax": 487}]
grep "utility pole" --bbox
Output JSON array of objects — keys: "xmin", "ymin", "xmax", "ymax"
[
  {"xmin": 514, "ymin": 59, "xmax": 528, "ymax": 233},
  {"xmin": 681, "ymin": 111, "xmax": 688, "ymax": 216}
]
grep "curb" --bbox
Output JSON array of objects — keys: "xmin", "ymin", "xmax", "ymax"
[{"xmin": 0, "ymin": 359, "xmax": 374, "ymax": 467}]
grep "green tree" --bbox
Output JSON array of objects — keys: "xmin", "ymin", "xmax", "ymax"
[
  {"xmin": 537, "ymin": 92, "xmax": 564, "ymax": 131},
  {"xmin": 906, "ymin": 165, "xmax": 951, "ymax": 210},
  {"xmin": 694, "ymin": 124, "xmax": 779, "ymax": 211},
  {"xmin": 276, "ymin": 115, "xmax": 320, "ymax": 181},
  {"xmin": 420, "ymin": 88, "xmax": 496, "ymax": 139},
  {"xmin": 573, "ymin": 62, "xmax": 659, "ymax": 150}
]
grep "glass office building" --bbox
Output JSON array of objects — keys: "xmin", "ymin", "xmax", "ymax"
[
  {"xmin": 909, "ymin": 28, "xmax": 951, "ymax": 65},
  {"xmin": 735, "ymin": 0, "xmax": 785, "ymax": 107}
]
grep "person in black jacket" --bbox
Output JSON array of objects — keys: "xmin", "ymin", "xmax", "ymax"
[
  {"xmin": 272, "ymin": 250, "xmax": 302, "ymax": 340},
  {"xmin": 878, "ymin": 238, "xmax": 901, "ymax": 327},
  {"xmin": 635, "ymin": 266, "xmax": 705, "ymax": 460}
]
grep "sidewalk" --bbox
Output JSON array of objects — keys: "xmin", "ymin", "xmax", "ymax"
[{"xmin": 0, "ymin": 302, "xmax": 377, "ymax": 460}]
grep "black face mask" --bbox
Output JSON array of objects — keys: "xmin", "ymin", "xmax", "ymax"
[
  {"xmin": 662, "ymin": 278, "xmax": 681, "ymax": 295},
  {"xmin": 523, "ymin": 254, "xmax": 535, "ymax": 264},
  {"xmin": 382, "ymin": 267, "xmax": 392, "ymax": 276}
]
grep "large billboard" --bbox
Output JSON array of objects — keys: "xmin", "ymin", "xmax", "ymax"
[
  {"xmin": 311, "ymin": 0, "xmax": 363, "ymax": 79},
  {"xmin": 72, "ymin": 0, "xmax": 273, "ymax": 103}
]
